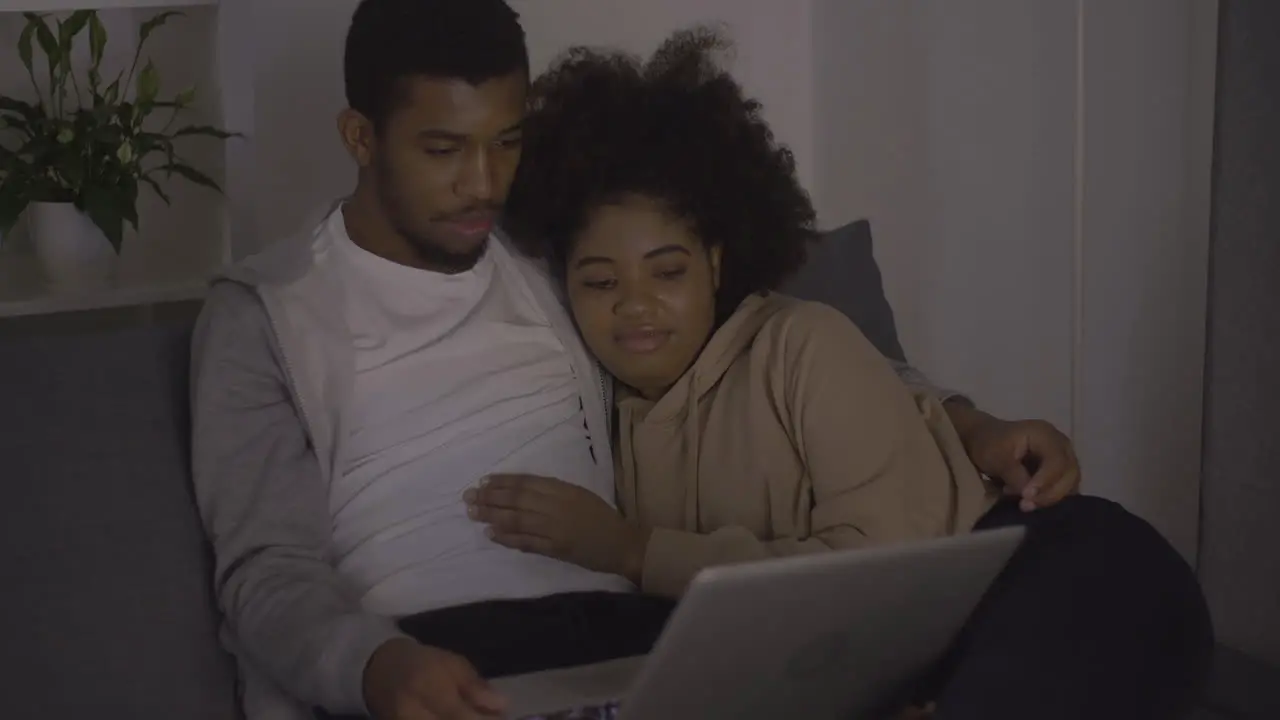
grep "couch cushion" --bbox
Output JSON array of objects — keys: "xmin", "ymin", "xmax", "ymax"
[
  {"xmin": 781, "ymin": 219, "xmax": 908, "ymax": 363},
  {"xmin": 0, "ymin": 322, "xmax": 239, "ymax": 719}
]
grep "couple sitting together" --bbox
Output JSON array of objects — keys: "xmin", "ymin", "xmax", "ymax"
[{"xmin": 191, "ymin": 1, "xmax": 1212, "ymax": 719}]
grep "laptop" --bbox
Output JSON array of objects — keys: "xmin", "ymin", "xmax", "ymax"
[{"xmin": 492, "ymin": 526, "xmax": 1024, "ymax": 720}]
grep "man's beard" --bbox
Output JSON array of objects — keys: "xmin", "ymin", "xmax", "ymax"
[
  {"xmin": 374, "ymin": 160, "xmax": 492, "ymax": 274},
  {"xmin": 400, "ymin": 226, "xmax": 489, "ymax": 273}
]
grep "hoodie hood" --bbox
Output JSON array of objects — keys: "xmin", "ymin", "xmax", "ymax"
[{"xmin": 615, "ymin": 292, "xmax": 795, "ymax": 532}]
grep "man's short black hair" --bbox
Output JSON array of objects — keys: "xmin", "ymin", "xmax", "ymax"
[{"xmin": 344, "ymin": 0, "xmax": 529, "ymax": 129}]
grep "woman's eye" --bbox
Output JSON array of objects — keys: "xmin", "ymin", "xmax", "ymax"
[
  {"xmin": 656, "ymin": 267, "xmax": 687, "ymax": 280},
  {"xmin": 582, "ymin": 278, "xmax": 617, "ymax": 290}
]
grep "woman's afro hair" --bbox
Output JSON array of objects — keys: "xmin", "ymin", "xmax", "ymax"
[{"xmin": 505, "ymin": 27, "xmax": 820, "ymax": 318}]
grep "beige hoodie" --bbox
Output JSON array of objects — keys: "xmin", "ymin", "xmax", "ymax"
[{"xmin": 616, "ymin": 293, "xmax": 1000, "ymax": 598}]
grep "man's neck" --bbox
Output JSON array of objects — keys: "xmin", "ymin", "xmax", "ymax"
[{"xmin": 341, "ymin": 190, "xmax": 421, "ymax": 268}]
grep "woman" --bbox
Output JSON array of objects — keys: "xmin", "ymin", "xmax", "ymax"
[
  {"xmin": 471, "ymin": 29, "xmax": 1213, "ymax": 720},
  {"xmin": 489, "ymin": 34, "xmax": 1000, "ymax": 597}
]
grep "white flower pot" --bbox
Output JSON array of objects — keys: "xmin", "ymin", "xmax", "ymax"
[{"xmin": 27, "ymin": 201, "xmax": 117, "ymax": 290}]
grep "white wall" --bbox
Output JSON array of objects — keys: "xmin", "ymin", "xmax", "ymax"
[
  {"xmin": 1076, "ymin": 0, "xmax": 1218, "ymax": 565},
  {"xmin": 244, "ymin": 0, "xmax": 1216, "ymax": 560},
  {"xmin": 813, "ymin": 0, "xmax": 1078, "ymax": 430},
  {"xmin": 248, "ymin": 0, "xmax": 815, "ymax": 252},
  {"xmin": 812, "ymin": 0, "xmax": 1216, "ymax": 561}
]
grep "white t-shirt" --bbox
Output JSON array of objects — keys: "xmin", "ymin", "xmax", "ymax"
[{"xmin": 326, "ymin": 213, "xmax": 630, "ymax": 616}]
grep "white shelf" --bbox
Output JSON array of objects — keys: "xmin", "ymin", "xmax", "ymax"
[
  {"xmin": 0, "ymin": 0, "xmax": 215, "ymax": 11},
  {"xmin": 0, "ymin": 250, "xmax": 208, "ymax": 318}
]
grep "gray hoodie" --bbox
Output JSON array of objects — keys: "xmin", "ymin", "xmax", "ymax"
[{"xmin": 190, "ymin": 205, "xmax": 956, "ymax": 719}]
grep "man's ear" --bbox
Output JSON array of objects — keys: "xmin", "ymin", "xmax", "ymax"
[
  {"xmin": 337, "ymin": 108, "xmax": 376, "ymax": 168},
  {"xmin": 709, "ymin": 244, "xmax": 723, "ymax": 291}
]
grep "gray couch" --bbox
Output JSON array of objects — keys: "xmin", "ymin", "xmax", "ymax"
[
  {"xmin": 8, "ymin": 216, "xmax": 1274, "ymax": 719},
  {"xmin": 0, "ymin": 317, "xmax": 240, "ymax": 719},
  {"xmin": 0, "ymin": 221, "xmax": 904, "ymax": 718},
  {"xmin": 3, "ymin": 218, "xmax": 1270, "ymax": 718}
]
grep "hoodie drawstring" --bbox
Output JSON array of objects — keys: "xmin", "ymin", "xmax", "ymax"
[
  {"xmin": 618, "ymin": 405, "xmax": 640, "ymax": 521},
  {"xmin": 682, "ymin": 375, "xmax": 702, "ymax": 532}
]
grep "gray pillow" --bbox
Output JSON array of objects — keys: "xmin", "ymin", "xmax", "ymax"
[{"xmin": 781, "ymin": 219, "xmax": 908, "ymax": 363}]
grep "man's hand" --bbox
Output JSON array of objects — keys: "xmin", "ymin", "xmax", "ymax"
[
  {"xmin": 464, "ymin": 474, "xmax": 650, "ymax": 584},
  {"xmin": 363, "ymin": 638, "xmax": 505, "ymax": 720},
  {"xmin": 945, "ymin": 403, "xmax": 1081, "ymax": 512}
]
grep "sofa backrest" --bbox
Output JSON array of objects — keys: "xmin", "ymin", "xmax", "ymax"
[
  {"xmin": 0, "ymin": 219, "xmax": 900, "ymax": 720},
  {"xmin": 0, "ymin": 322, "xmax": 240, "ymax": 719}
]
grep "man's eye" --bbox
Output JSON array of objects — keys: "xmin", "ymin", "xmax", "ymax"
[
  {"xmin": 497, "ymin": 136, "xmax": 523, "ymax": 149},
  {"xmin": 424, "ymin": 147, "xmax": 458, "ymax": 157}
]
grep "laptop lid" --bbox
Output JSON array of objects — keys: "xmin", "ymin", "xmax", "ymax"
[
  {"xmin": 617, "ymin": 526, "xmax": 1025, "ymax": 720},
  {"xmin": 495, "ymin": 527, "xmax": 1024, "ymax": 719}
]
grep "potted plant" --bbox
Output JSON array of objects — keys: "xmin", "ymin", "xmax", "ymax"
[{"xmin": 0, "ymin": 9, "xmax": 237, "ymax": 288}]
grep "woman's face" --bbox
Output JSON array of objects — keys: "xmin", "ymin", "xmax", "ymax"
[{"xmin": 566, "ymin": 195, "xmax": 722, "ymax": 400}]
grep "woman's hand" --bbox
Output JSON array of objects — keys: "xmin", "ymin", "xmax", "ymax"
[{"xmin": 464, "ymin": 474, "xmax": 650, "ymax": 584}]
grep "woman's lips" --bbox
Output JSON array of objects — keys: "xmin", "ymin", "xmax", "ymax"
[{"xmin": 614, "ymin": 328, "xmax": 672, "ymax": 354}]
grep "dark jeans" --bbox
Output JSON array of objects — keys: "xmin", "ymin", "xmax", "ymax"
[
  {"xmin": 924, "ymin": 495, "xmax": 1213, "ymax": 720},
  {"xmin": 320, "ymin": 495, "xmax": 1212, "ymax": 720},
  {"xmin": 316, "ymin": 592, "xmax": 675, "ymax": 720}
]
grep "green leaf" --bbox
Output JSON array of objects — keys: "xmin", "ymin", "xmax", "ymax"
[
  {"xmin": 135, "ymin": 130, "xmax": 174, "ymax": 149},
  {"xmin": 80, "ymin": 185, "xmax": 125, "ymax": 253},
  {"xmin": 139, "ymin": 11, "xmax": 182, "ymax": 46},
  {"xmin": 0, "ymin": 114, "xmax": 30, "ymax": 137},
  {"xmin": 120, "ymin": 176, "xmax": 140, "ymax": 227},
  {"xmin": 31, "ymin": 16, "xmax": 60, "ymax": 73},
  {"xmin": 136, "ymin": 61, "xmax": 159, "ymax": 106},
  {"xmin": 86, "ymin": 118, "xmax": 126, "ymax": 150},
  {"xmin": 18, "ymin": 21, "xmax": 36, "ymax": 80},
  {"xmin": 114, "ymin": 102, "xmax": 133, "ymax": 127},
  {"xmin": 0, "ymin": 193, "xmax": 28, "ymax": 238},
  {"xmin": 60, "ymin": 10, "xmax": 92, "ymax": 57},
  {"xmin": 0, "ymin": 96, "xmax": 41, "ymax": 123},
  {"xmin": 171, "ymin": 124, "xmax": 240, "ymax": 140},
  {"xmin": 56, "ymin": 146, "xmax": 84, "ymax": 187},
  {"xmin": 139, "ymin": 174, "xmax": 171, "ymax": 205},
  {"xmin": 133, "ymin": 132, "xmax": 174, "ymax": 167},
  {"xmin": 89, "ymin": 13, "xmax": 107, "ymax": 70},
  {"xmin": 63, "ymin": 11, "xmax": 92, "ymax": 41},
  {"xmin": 155, "ymin": 162, "xmax": 222, "ymax": 193},
  {"xmin": 103, "ymin": 79, "xmax": 121, "ymax": 106},
  {"xmin": 173, "ymin": 86, "xmax": 196, "ymax": 108}
]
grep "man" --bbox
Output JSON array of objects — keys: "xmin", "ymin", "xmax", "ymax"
[{"xmin": 192, "ymin": 2, "xmax": 1184, "ymax": 720}]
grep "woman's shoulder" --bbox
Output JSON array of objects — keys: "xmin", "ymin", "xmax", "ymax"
[
  {"xmin": 742, "ymin": 293, "xmax": 894, "ymax": 394},
  {"xmin": 750, "ymin": 293, "xmax": 870, "ymax": 350}
]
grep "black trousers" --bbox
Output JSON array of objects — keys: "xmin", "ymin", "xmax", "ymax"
[
  {"xmin": 317, "ymin": 592, "xmax": 674, "ymax": 720},
  {"xmin": 925, "ymin": 495, "xmax": 1213, "ymax": 719},
  {"xmin": 320, "ymin": 495, "xmax": 1212, "ymax": 719}
]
